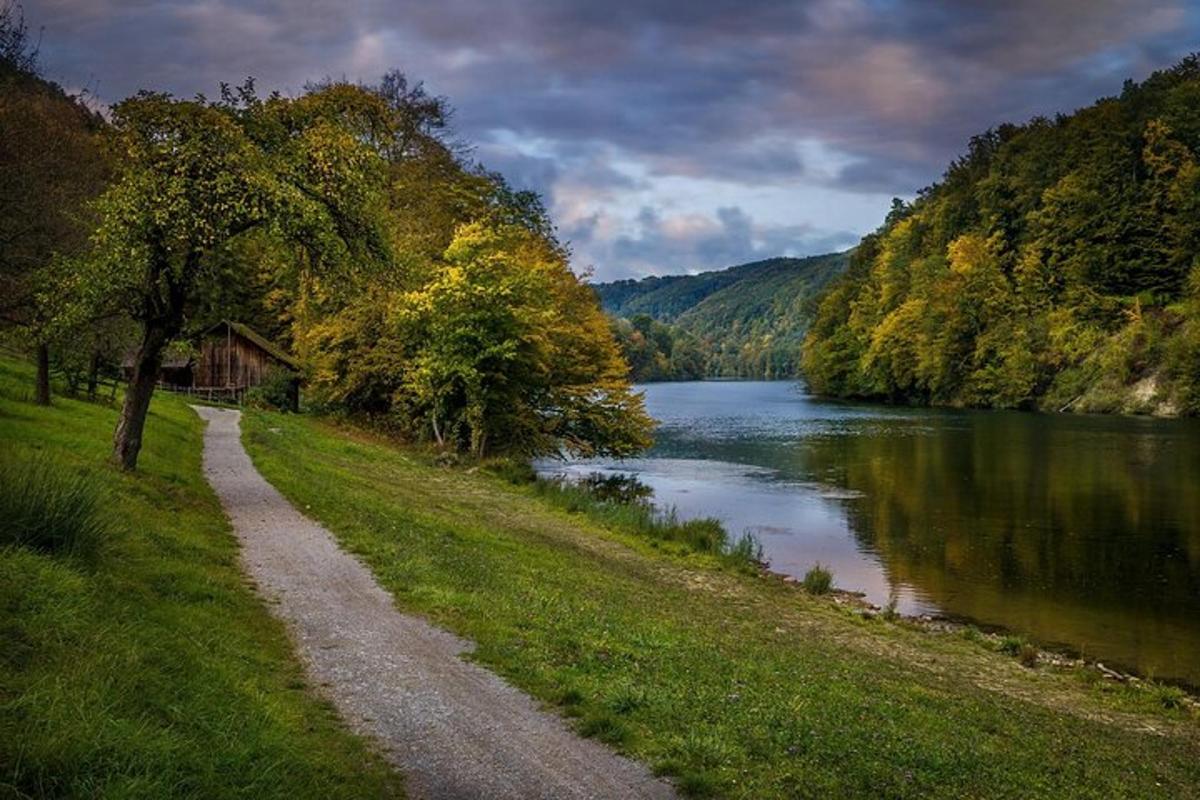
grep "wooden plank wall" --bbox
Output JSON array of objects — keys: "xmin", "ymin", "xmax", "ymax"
[{"xmin": 196, "ymin": 334, "xmax": 274, "ymax": 389}]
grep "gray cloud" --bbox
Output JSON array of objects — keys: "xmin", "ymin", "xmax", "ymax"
[
  {"xmin": 575, "ymin": 204, "xmax": 858, "ymax": 279},
  {"xmin": 23, "ymin": 0, "xmax": 1200, "ymax": 278}
]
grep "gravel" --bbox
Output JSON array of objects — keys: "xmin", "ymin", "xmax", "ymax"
[{"xmin": 194, "ymin": 407, "xmax": 675, "ymax": 800}]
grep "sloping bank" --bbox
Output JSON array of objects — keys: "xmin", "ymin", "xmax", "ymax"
[
  {"xmin": 0, "ymin": 358, "xmax": 400, "ymax": 798},
  {"xmin": 242, "ymin": 409, "xmax": 1199, "ymax": 799}
]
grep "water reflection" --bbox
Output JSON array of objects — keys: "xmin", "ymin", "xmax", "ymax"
[{"xmin": 540, "ymin": 381, "xmax": 1200, "ymax": 685}]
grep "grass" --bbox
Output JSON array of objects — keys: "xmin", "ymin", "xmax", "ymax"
[
  {"xmin": 0, "ymin": 453, "xmax": 108, "ymax": 559},
  {"xmin": 242, "ymin": 409, "xmax": 1200, "ymax": 799},
  {"xmin": 801, "ymin": 563, "xmax": 832, "ymax": 595},
  {"xmin": 514, "ymin": 467, "xmax": 763, "ymax": 571},
  {"xmin": 0, "ymin": 357, "xmax": 400, "ymax": 798}
]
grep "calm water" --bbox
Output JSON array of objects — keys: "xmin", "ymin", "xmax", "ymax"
[{"xmin": 540, "ymin": 381, "xmax": 1200, "ymax": 685}]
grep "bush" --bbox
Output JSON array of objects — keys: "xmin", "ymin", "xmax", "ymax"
[
  {"xmin": 1018, "ymin": 643, "xmax": 1040, "ymax": 668},
  {"xmin": 531, "ymin": 472, "xmax": 761, "ymax": 569},
  {"xmin": 1154, "ymin": 685, "xmax": 1188, "ymax": 710},
  {"xmin": 999, "ymin": 635, "xmax": 1025, "ymax": 656},
  {"xmin": 245, "ymin": 368, "xmax": 299, "ymax": 412},
  {"xmin": 488, "ymin": 458, "xmax": 537, "ymax": 485},
  {"xmin": 0, "ymin": 454, "xmax": 106, "ymax": 559},
  {"xmin": 802, "ymin": 564, "xmax": 833, "ymax": 595}
]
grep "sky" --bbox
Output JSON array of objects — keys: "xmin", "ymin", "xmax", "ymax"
[{"xmin": 21, "ymin": 0, "xmax": 1200, "ymax": 281}]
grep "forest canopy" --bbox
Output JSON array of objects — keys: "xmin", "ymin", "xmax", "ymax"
[
  {"xmin": 598, "ymin": 253, "xmax": 848, "ymax": 382},
  {"xmin": 803, "ymin": 55, "xmax": 1200, "ymax": 415}
]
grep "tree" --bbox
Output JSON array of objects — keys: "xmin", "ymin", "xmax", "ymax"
[
  {"xmin": 391, "ymin": 223, "xmax": 651, "ymax": 457},
  {"xmin": 77, "ymin": 83, "xmax": 391, "ymax": 469},
  {"xmin": 0, "ymin": 1, "xmax": 36, "ymax": 74},
  {"xmin": 0, "ymin": 3, "xmax": 108, "ymax": 404}
]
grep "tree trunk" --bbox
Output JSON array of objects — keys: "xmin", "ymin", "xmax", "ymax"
[
  {"xmin": 87, "ymin": 350, "xmax": 100, "ymax": 399},
  {"xmin": 34, "ymin": 342, "xmax": 50, "ymax": 405},
  {"xmin": 431, "ymin": 411, "xmax": 444, "ymax": 447},
  {"xmin": 112, "ymin": 321, "xmax": 172, "ymax": 470}
]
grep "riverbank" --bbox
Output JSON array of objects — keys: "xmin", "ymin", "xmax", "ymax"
[
  {"xmin": 242, "ymin": 408, "xmax": 1199, "ymax": 799},
  {"xmin": 0, "ymin": 358, "xmax": 401, "ymax": 797},
  {"xmin": 556, "ymin": 379, "xmax": 1200, "ymax": 686}
]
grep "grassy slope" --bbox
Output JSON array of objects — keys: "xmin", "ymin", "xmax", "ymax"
[
  {"xmin": 0, "ymin": 358, "xmax": 399, "ymax": 799},
  {"xmin": 243, "ymin": 410, "xmax": 1199, "ymax": 800}
]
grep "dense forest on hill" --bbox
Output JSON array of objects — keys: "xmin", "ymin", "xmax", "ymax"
[
  {"xmin": 803, "ymin": 55, "xmax": 1200, "ymax": 415},
  {"xmin": 597, "ymin": 252, "xmax": 848, "ymax": 381}
]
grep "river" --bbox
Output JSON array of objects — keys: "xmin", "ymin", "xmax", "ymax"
[{"xmin": 538, "ymin": 380, "xmax": 1200, "ymax": 686}]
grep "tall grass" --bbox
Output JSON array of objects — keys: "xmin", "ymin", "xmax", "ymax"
[
  {"xmin": 0, "ymin": 454, "xmax": 107, "ymax": 559},
  {"xmin": 802, "ymin": 563, "xmax": 833, "ymax": 595},
  {"xmin": 505, "ymin": 466, "xmax": 763, "ymax": 570}
]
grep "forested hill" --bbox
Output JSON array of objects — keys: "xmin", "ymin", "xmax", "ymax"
[
  {"xmin": 595, "ymin": 252, "xmax": 849, "ymax": 381},
  {"xmin": 803, "ymin": 55, "xmax": 1200, "ymax": 416}
]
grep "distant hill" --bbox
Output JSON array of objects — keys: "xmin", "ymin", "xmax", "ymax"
[{"xmin": 595, "ymin": 252, "xmax": 849, "ymax": 381}]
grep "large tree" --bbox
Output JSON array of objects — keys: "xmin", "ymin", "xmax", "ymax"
[
  {"xmin": 79, "ymin": 83, "xmax": 391, "ymax": 469},
  {"xmin": 401, "ymin": 222, "xmax": 652, "ymax": 457}
]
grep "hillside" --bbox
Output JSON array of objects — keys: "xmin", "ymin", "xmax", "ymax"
[
  {"xmin": 803, "ymin": 55, "xmax": 1200, "ymax": 415},
  {"xmin": 596, "ymin": 252, "xmax": 849, "ymax": 380}
]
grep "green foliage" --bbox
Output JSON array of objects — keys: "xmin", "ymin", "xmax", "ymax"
[
  {"xmin": 598, "ymin": 253, "xmax": 849, "ymax": 381},
  {"xmin": 26, "ymin": 66, "xmax": 646, "ymax": 465},
  {"xmin": 303, "ymin": 221, "xmax": 653, "ymax": 458},
  {"xmin": 245, "ymin": 366, "xmax": 300, "ymax": 412},
  {"xmin": 0, "ymin": 452, "xmax": 107, "ymax": 559},
  {"xmin": 530, "ymin": 473, "xmax": 761, "ymax": 570},
  {"xmin": 802, "ymin": 563, "xmax": 833, "ymax": 595},
  {"xmin": 71, "ymin": 82, "xmax": 392, "ymax": 332},
  {"xmin": 804, "ymin": 55, "xmax": 1200, "ymax": 415},
  {"xmin": 608, "ymin": 313, "xmax": 706, "ymax": 382},
  {"xmin": 999, "ymin": 636, "xmax": 1026, "ymax": 656}
]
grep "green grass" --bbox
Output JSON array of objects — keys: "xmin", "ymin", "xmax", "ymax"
[
  {"xmin": 0, "ymin": 453, "xmax": 108, "ymax": 559},
  {"xmin": 800, "ymin": 564, "xmax": 832, "ymax": 595},
  {"xmin": 510, "ymin": 467, "xmax": 762, "ymax": 570},
  {"xmin": 242, "ymin": 409, "xmax": 1200, "ymax": 800},
  {"xmin": 0, "ymin": 357, "xmax": 399, "ymax": 799}
]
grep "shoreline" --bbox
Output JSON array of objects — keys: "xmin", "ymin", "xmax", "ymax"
[{"xmin": 767, "ymin": 567, "xmax": 1200, "ymax": 701}]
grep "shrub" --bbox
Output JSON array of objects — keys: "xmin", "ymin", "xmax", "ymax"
[
  {"xmin": 1018, "ymin": 643, "xmax": 1040, "ymax": 668},
  {"xmin": 0, "ymin": 454, "xmax": 107, "ymax": 559},
  {"xmin": 726, "ymin": 532, "xmax": 764, "ymax": 566},
  {"xmin": 881, "ymin": 599, "xmax": 899, "ymax": 621},
  {"xmin": 531, "ymin": 472, "xmax": 762, "ymax": 569},
  {"xmin": 488, "ymin": 458, "xmax": 537, "ymax": 485},
  {"xmin": 1154, "ymin": 685, "xmax": 1187, "ymax": 710},
  {"xmin": 999, "ymin": 635, "xmax": 1025, "ymax": 656},
  {"xmin": 244, "ymin": 368, "xmax": 299, "ymax": 412},
  {"xmin": 802, "ymin": 563, "xmax": 833, "ymax": 595},
  {"xmin": 961, "ymin": 625, "xmax": 984, "ymax": 643}
]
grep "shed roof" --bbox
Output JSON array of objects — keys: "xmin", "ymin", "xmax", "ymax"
[{"xmin": 204, "ymin": 321, "xmax": 300, "ymax": 370}]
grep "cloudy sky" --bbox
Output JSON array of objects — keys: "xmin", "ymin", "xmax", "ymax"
[{"xmin": 22, "ymin": 0, "xmax": 1200, "ymax": 280}]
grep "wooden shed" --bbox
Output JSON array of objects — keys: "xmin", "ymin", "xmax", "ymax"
[
  {"xmin": 196, "ymin": 321, "xmax": 298, "ymax": 389},
  {"xmin": 127, "ymin": 321, "xmax": 300, "ymax": 409},
  {"xmin": 194, "ymin": 321, "xmax": 300, "ymax": 410}
]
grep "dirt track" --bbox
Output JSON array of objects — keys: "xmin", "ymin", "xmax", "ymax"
[{"xmin": 194, "ymin": 406, "xmax": 674, "ymax": 800}]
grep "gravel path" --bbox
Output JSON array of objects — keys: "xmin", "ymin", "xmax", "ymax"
[{"xmin": 194, "ymin": 407, "xmax": 674, "ymax": 800}]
